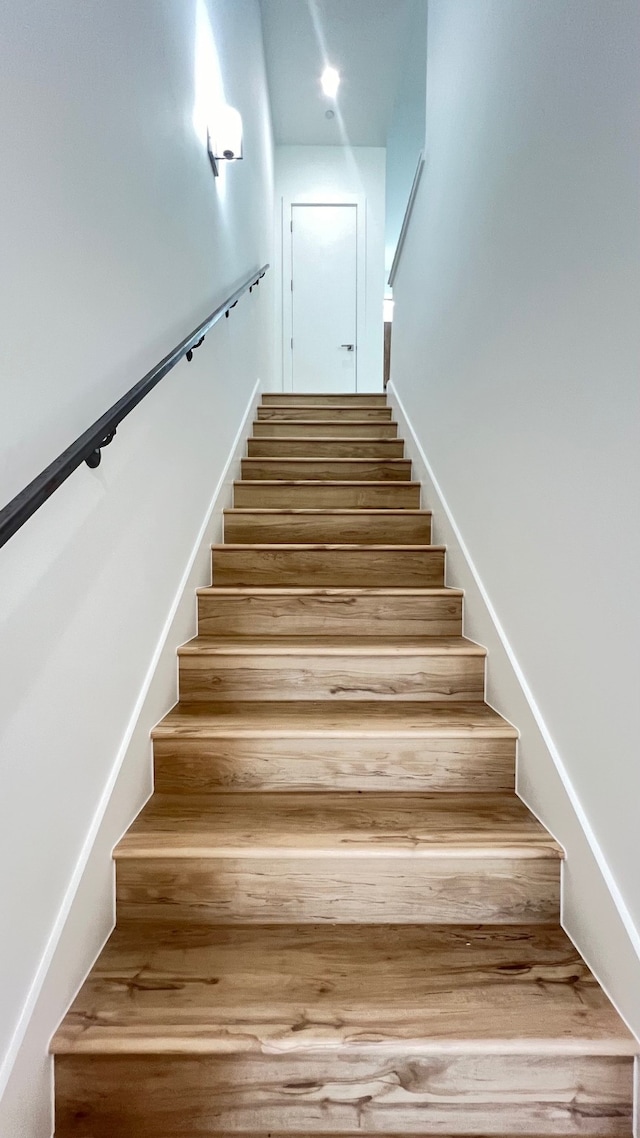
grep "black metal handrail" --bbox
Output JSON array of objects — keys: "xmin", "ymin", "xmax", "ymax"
[{"xmin": 0, "ymin": 263, "xmax": 269, "ymax": 550}]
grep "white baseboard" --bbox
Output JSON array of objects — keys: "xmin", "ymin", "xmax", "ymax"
[
  {"xmin": 628, "ymin": 1056, "xmax": 633, "ymax": 1138},
  {"xmin": 628, "ymin": 1051, "xmax": 633, "ymax": 1138},
  {"xmin": 0, "ymin": 378, "xmax": 262, "ymax": 1138},
  {"xmin": 388, "ymin": 379, "xmax": 640, "ymax": 1043}
]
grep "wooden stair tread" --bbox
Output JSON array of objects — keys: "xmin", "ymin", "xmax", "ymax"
[
  {"xmin": 178, "ymin": 635, "xmax": 485, "ymax": 656},
  {"xmin": 257, "ymin": 409, "xmax": 390, "ymax": 415},
  {"xmin": 212, "ymin": 542, "xmax": 445, "ymax": 550},
  {"xmin": 224, "ymin": 508, "xmax": 431, "ymax": 516},
  {"xmin": 51, "ymin": 922, "xmax": 635, "ymax": 1055},
  {"xmin": 115, "ymin": 792, "xmax": 562, "ymax": 858},
  {"xmin": 223, "ymin": 508, "xmax": 432, "ymax": 544},
  {"xmin": 197, "ymin": 585, "xmax": 463, "ymax": 596},
  {"xmin": 241, "ymin": 458, "xmax": 412, "ymax": 481},
  {"xmin": 247, "ymin": 437, "xmax": 403, "ymax": 444},
  {"xmin": 234, "ymin": 480, "xmax": 421, "ymax": 486},
  {"xmin": 262, "ymin": 399, "xmax": 388, "ymax": 402},
  {"xmin": 262, "ymin": 392, "xmax": 387, "ymax": 398},
  {"xmin": 247, "ymin": 438, "xmax": 404, "ymax": 450},
  {"xmin": 257, "ymin": 405, "xmax": 392, "ymax": 410},
  {"xmin": 251, "ymin": 416, "xmax": 396, "ymax": 421},
  {"xmin": 257, "ymin": 407, "xmax": 393, "ymax": 419},
  {"xmin": 153, "ymin": 700, "xmax": 517, "ymax": 738},
  {"xmin": 249, "ymin": 434, "xmax": 400, "ymax": 440},
  {"xmin": 253, "ymin": 419, "xmax": 400, "ymax": 437},
  {"xmin": 242, "ymin": 458, "xmax": 408, "ymax": 464}
]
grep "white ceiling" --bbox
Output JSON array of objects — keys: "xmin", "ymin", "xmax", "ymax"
[{"xmin": 259, "ymin": 0, "xmax": 414, "ymax": 147}]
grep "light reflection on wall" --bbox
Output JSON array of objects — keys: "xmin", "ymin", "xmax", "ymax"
[{"xmin": 192, "ymin": 0, "xmax": 229, "ymax": 198}]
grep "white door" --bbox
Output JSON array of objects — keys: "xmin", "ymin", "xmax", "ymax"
[{"xmin": 290, "ymin": 203, "xmax": 358, "ymax": 392}]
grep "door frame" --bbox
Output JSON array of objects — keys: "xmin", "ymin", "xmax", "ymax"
[{"xmin": 281, "ymin": 193, "xmax": 367, "ymax": 393}]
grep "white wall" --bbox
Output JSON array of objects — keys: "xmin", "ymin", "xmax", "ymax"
[
  {"xmin": 391, "ymin": 0, "xmax": 640, "ymax": 1034},
  {"xmin": 273, "ymin": 145, "xmax": 385, "ymax": 391},
  {"xmin": 384, "ymin": 0, "xmax": 427, "ymax": 282},
  {"xmin": 0, "ymin": 1, "xmax": 273, "ymax": 1132}
]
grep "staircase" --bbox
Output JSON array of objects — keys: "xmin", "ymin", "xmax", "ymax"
[{"xmin": 52, "ymin": 392, "xmax": 637, "ymax": 1136}]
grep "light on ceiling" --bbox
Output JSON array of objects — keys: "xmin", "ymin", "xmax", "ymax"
[{"xmin": 321, "ymin": 66, "xmax": 340, "ymax": 99}]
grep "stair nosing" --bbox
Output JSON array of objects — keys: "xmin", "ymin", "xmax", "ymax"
[
  {"xmin": 248, "ymin": 437, "xmax": 403, "ymax": 443},
  {"xmin": 242, "ymin": 457, "xmax": 410, "ymax": 463},
  {"xmin": 233, "ymin": 478, "xmax": 422, "ymax": 487},
  {"xmin": 177, "ymin": 635, "xmax": 485, "ymax": 656},
  {"xmin": 113, "ymin": 845, "xmax": 562, "ymax": 861},
  {"xmin": 151, "ymin": 701, "xmax": 518, "ymax": 740},
  {"xmin": 223, "ymin": 508, "xmax": 431, "ymax": 516},
  {"xmin": 50, "ymin": 1034, "xmax": 636, "ymax": 1058},
  {"xmin": 249, "ymin": 434, "xmax": 401, "ymax": 438},
  {"xmin": 196, "ymin": 585, "xmax": 462, "ymax": 595},
  {"xmin": 250, "ymin": 423, "xmax": 396, "ymax": 427},
  {"xmin": 252, "ymin": 418, "xmax": 399, "ymax": 424},
  {"xmin": 211, "ymin": 543, "xmax": 446, "ymax": 551}
]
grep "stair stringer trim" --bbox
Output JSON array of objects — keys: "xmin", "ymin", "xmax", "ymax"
[
  {"xmin": 0, "ymin": 379, "xmax": 263, "ymax": 1138},
  {"xmin": 387, "ymin": 378, "xmax": 640, "ymax": 1053}
]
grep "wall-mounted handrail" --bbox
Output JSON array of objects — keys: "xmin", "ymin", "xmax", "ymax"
[
  {"xmin": 388, "ymin": 152, "xmax": 424, "ymax": 288},
  {"xmin": 0, "ymin": 263, "xmax": 269, "ymax": 550}
]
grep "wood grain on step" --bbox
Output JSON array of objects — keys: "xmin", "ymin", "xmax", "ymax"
[
  {"xmin": 241, "ymin": 458, "xmax": 412, "ymax": 481},
  {"xmin": 177, "ymin": 635, "xmax": 486, "ymax": 702},
  {"xmin": 197, "ymin": 586, "xmax": 461, "ymax": 636},
  {"xmin": 247, "ymin": 438, "xmax": 405, "ymax": 458},
  {"xmin": 53, "ymin": 1122, "xmax": 635, "ymax": 1138},
  {"xmin": 222, "ymin": 509, "xmax": 431, "ymax": 545},
  {"xmin": 153, "ymin": 700, "xmax": 515, "ymax": 797},
  {"xmin": 262, "ymin": 393, "xmax": 388, "ymax": 406},
  {"xmin": 233, "ymin": 479, "xmax": 421, "ymax": 508},
  {"xmin": 257, "ymin": 404, "xmax": 393, "ymax": 421},
  {"xmin": 114, "ymin": 790, "xmax": 561, "ymax": 923},
  {"xmin": 53, "ymin": 387, "xmax": 640, "ymax": 1137},
  {"xmin": 52, "ymin": 922, "xmax": 634, "ymax": 1055},
  {"xmin": 53, "ymin": 1051, "xmax": 635, "ymax": 1137},
  {"xmin": 116, "ymin": 854, "xmax": 560, "ymax": 924},
  {"xmin": 114, "ymin": 793, "xmax": 561, "ymax": 925},
  {"xmin": 153, "ymin": 734, "xmax": 515, "ymax": 794},
  {"xmin": 152, "ymin": 699, "xmax": 518, "ymax": 739},
  {"xmin": 252, "ymin": 418, "xmax": 399, "ymax": 437},
  {"xmin": 177, "ymin": 635, "xmax": 484, "ymax": 655},
  {"xmin": 116, "ymin": 791, "xmax": 562, "ymax": 859},
  {"xmin": 211, "ymin": 544, "xmax": 445, "ymax": 587}
]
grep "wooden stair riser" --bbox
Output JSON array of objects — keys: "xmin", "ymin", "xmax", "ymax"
[
  {"xmin": 257, "ymin": 405, "xmax": 393, "ymax": 421},
  {"xmin": 178, "ymin": 651, "xmax": 485, "ymax": 702},
  {"xmin": 247, "ymin": 438, "xmax": 405, "ymax": 458},
  {"xmin": 223, "ymin": 510, "xmax": 431, "ymax": 545},
  {"xmin": 252, "ymin": 419, "xmax": 399, "ymax": 438},
  {"xmin": 233, "ymin": 481, "xmax": 421, "ymax": 509},
  {"xmin": 153, "ymin": 736, "xmax": 516, "ymax": 794},
  {"xmin": 116, "ymin": 854, "xmax": 559, "ymax": 924},
  {"xmin": 211, "ymin": 547, "xmax": 445, "ymax": 587},
  {"xmin": 54, "ymin": 1051, "xmax": 633, "ymax": 1137},
  {"xmin": 262, "ymin": 393, "xmax": 387, "ymax": 406},
  {"xmin": 242, "ymin": 458, "xmax": 412, "ymax": 481},
  {"xmin": 197, "ymin": 590, "xmax": 461, "ymax": 637}
]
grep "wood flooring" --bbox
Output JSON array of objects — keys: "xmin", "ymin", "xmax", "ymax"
[{"xmin": 52, "ymin": 392, "xmax": 637, "ymax": 1136}]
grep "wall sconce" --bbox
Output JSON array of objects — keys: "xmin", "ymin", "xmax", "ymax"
[{"xmin": 207, "ymin": 105, "xmax": 243, "ymax": 176}]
